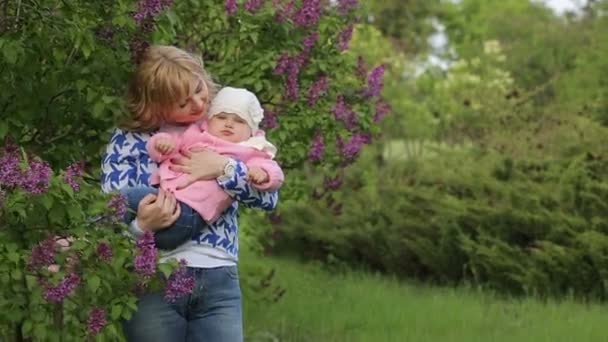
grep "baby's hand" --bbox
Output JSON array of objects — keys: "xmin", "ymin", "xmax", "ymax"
[
  {"xmin": 155, "ymin": 138, "xmax": 175, "ymax": 155},
  {"xmin": 248, "ymin": 167, "xmax": 269, "ymax": 185}
]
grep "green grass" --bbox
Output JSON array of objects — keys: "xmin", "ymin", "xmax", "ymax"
[{"xmin": 242, "ymin": 255, "xmax": 608, "ymax": 342}]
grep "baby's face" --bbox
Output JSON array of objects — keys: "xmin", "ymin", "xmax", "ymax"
[{"xmin": 207, "ymin": 112, "xmax": 252, "ymax": 143}]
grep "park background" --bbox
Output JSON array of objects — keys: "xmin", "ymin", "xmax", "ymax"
[{"xmin": 2, "ymin": 0, "xmax": 608, "ymax": 340}]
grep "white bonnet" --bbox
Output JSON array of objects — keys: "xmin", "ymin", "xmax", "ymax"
[{"xmin": 207, "ymin": 87, "xmax": 264, "ymax": 134}]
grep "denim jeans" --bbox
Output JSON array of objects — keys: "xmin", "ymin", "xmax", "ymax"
[
  {"xmin": 121, "ymin": 186, "xmax": 205, "ymax": 250},
  {"xmin": 123, "ymin": 266, "xmax": 243, "ymax": 342}
]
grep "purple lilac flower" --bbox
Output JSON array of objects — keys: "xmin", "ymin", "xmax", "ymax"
[
  {"xmin": 273, "ymin": 53, "xmax": 291, "ymax": 75},
  {"xmin": 29, "ymin": 237, "xmax": 57, "ymax": 270},
  {"xmin": 285, "ymin": 69, "xmax": 300, "ymax": 99},
  {"xmin": 363, "ymin": 64, "xmax": 385, "ymax": 98},
  {"xmin": 260, "ymin": 108, "xmax": 279, "ymax": 130},
  {"xmin": 308, "ymin": 133, "xmax": 325, "ymax": 162},
  {"xmin": 337, "ymin": 24, "xmax": 354, "ymax": 52},
  {"xmin": 164, "ymin": 259, "xmax": 195, "ymax": 302},
  {"xmin": 374, "ymin": 100, "xmax": 391, "ymax": 122},
  {"xmin": 134, "ymin": 231, "xmax": 157, "ymax": 279},
  {"xmin": 275, "ymin": 49, "xmax": 314, "ymax": 101},
  {"xmin": 64, "ymin": 161, "xmax": 84, "ymax": 192},
  {"xmin": 273, "ymin": 53, "xmax": 302, "ymax": 100},
  {"xmin": 293, "ymin": 0, "xmax": 322, "ymax": 27},
  {"xmin": 43, "ymin": 273, "xmax": 81, "ymax": 303},
  {"xmin": 338, "ymin": 134, "xmax": 371, "ymax": 162},
  {"xmin": 96, "ymin": 242, "xmax": 113, "ymax": 262},
  {"xmin": 324, "ymin": 175, "xmax": 342, "ymax": 190},
  {"xmin": 274, "ymin": 0, "xmax": 295, "ymax": 22},
  {"xmin": 21, "ymin": 158, "xmax": 52, "ymax": 195},
  {"xmin": 107, "ymin": 193, "xmax": 127, "ymax": 222},
  {"xmin": 245, "ymin": 0, "xmax": 264, "ymax": 13},
  {"xmin": 332, "ymin": 95, "xmax": 357, "ymax": 130},
  {"xmin": 225, "ymin": 0, "xmax": 238, "ymax": 16},
  {"xmin": 337, "ymin": 0, "xmax": 358, "ymax": 15},
  {"xmin": 129, "ymin": 37, "xmax": 150, "ymax": 64},
  {"xmin": 0, "ymin": 144, "xmax": 21, "ymax": 188},
  {"xmin": 87, "ymin": 307, "xmax": 108, "ymax": 335},
  {"xmin": 302, "ymin": 31, "xmax": 319, "ymax": 53},
  {"xmin": 307, "ymin": 75, "xmax": 329, "ymax": 106},
  {"xmin": 356, "ymin": 56, "xmax": 367, "ymax": 79},
  {"xmin": 0, "ymin": 142, "xmax": 52, "ymax": 195},
  {"xmin": 133, "ymin": 0, "xmax": 173, "ymax": 24}
]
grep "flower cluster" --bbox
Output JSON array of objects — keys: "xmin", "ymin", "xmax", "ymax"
[
  {"xmin": 64, "ymin": 161, "xmax": 85, "ymax": 192},
  {"xmin": 308, "ymin": 133, "xmax": 325, "ymax": 162},
  {"xmin": 130, "ymin": 0, "xmax": 173, "ymax": 62},
  {"xmin": 338, "ymin": 133, "xmax": 371, "ymax": 163},
  {"xmin": 337, "ymin": 0, "xmax": 358, "ymax": 15},
  {"xmin": 245, "ymin": 0, "xmax": 265, "ymax": 13},
  {"xmin": 0, "ymin": 143, "xmax": 52, "ymax": 195},
  {"xmin": 293, "ymin": 0, "xmax": 322, "ymax": 28},
  {"xmin": 274, "ymin": 53, "xmax": 304, "ymax": 100},
  {"xmin": 133, "ymin": 0, "xmax": 174, "ymax": 24},
  {"xmin": 87, "ymin": 307, "xmax": 108, "ymax": 335},
  {"xmin": 324, "ymin": 175, "xmax": 342, "ymax": 190},
  {"xmin": 107, "ymin": 193, "xmax": 127, "ymax": 222},
  {"xmin": 134, "ymin": 231, "xmax": 157, "ymax": 279},
  {"xmin": 225, "ymin": 0, "xmax": 238, "ymax": 16},
  {"xmin": 337, "ymin": 24, "xmax": 354, "ymax": 52},
  {"xmin": 374, "ymin": 100, "xmax": 391, "ymax": 123},
  {"xmin": 43, "ymin": 273, "xmax": 81, "ymax": 303},
  {"xmin": 356, "ymin": 56, "xmax": 367, "ymax": 79},
  {"xmin": 332, "ymin": 95, "xmax": 358, "ymax": 130},
  {"xmin": 28, "ymin": 237, "xmax": 57, "ymax": 270},
  {"xmin": 363, "ymin": 65, "xmax": 385, "ymax": 98},
  {"xmin": 302, "ymin": 31, "xmax": 319, "ymax": 54},
  {"xmin": 96, "ymin": 242, "xmax": 113, "ymax": 262},
  {"xmin": 164, "ymin": 259, "xmax": 195, "ymax": 302},
  {"xmin": 307, "ymin": 75, "xmax": 329, "ymax": 106},
  {"xmin": 260, "ymin": 108, "xmax": 279, "ymax": 130},
  {"xmin": 274, "ymin": 0, "xmax": 295, "ymax": 23}
]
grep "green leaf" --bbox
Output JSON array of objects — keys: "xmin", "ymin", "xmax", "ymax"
[
  {"xmin": 158, "ymin": 263, "xmax": 173, "ymax": 278},
  {"xmin": 87, "ymin": 275, "xmax": 101, "ymax": 294},
  {"xmin": 111, "ymin": 304, "xmax": 122, "ymax": 320},
  {"xmin": 21, "ymin": 320, "xmax": 33, "ymax": 336}
]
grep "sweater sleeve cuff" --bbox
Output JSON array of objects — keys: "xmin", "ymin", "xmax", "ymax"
[{"xmin": 128, "ymin": 219, "xmax": 146, "ymax": 238}]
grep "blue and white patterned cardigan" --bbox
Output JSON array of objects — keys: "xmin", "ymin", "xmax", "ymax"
[{"xmin": 101, "ymin": 128, "xmax": 278, "ymax": 266}]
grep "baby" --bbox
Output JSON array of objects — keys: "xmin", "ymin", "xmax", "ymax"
[{"xmin": 121, "ymin": 87, "xmax": 284, "ymax": 249}]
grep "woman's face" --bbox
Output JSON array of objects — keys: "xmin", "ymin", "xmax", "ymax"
[{"xmin": 165, "ymin": 77, "xmax": 209, "ymax": 125}]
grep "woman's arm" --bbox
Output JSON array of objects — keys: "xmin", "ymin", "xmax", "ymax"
[
  {"xmin": 169, "ymin": 147, "xmax": 279, "ymax": 211},
  {"xmin": 101, "ymin": 128, "xmax": 149, "ymax": 192},
  {"xmin": 216, "ymin": 160, "xmax": 279, "ymax": 211},
  {"xmin": 100, "ymin": 128, "xmax": 180, "ymax": 233}
]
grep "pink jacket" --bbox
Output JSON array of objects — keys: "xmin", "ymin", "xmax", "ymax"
[{"xmin": 148, "ymin": 123, "xmax": 284, "ymax": 223}]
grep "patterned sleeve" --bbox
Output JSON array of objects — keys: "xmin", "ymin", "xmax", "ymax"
[
  {"xmin": 216, "ymin": 160, "xmax": 279, "ymax": 211},
  {"xmin": 100, "ymin": 128, "xmax": 153, "ymax": 193}
]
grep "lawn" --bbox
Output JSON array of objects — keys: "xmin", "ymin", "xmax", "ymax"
[{"xmin": 243, "ymin": 254, "xmax": 607, "ymax": 342}]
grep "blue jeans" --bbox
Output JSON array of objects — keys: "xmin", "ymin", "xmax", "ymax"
[
  {"xmin": 120, "ymin": 186, "xmax": 205, "ymax": 250},
  {"xmin": 123, "ymin": 266, "xmax": 243, "ymax": 342}
]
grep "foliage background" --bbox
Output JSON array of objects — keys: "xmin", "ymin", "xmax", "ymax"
[{"xmin": 3, "ymin": 0, "xmax": 608, "ymax": 339}]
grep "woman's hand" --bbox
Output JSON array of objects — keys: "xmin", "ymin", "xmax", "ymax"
[
  {"xmin": 170, "ymin": 147, "xmax": 229, "ymax": 190},
  {"xmin": 135, "ymin": 189, "xmax": 181, "ymax": 232}
]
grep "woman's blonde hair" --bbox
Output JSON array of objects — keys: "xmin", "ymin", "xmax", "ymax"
[{"xmin": 121, "ymin": 45, "xmax": 218, "ymax": 131}]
